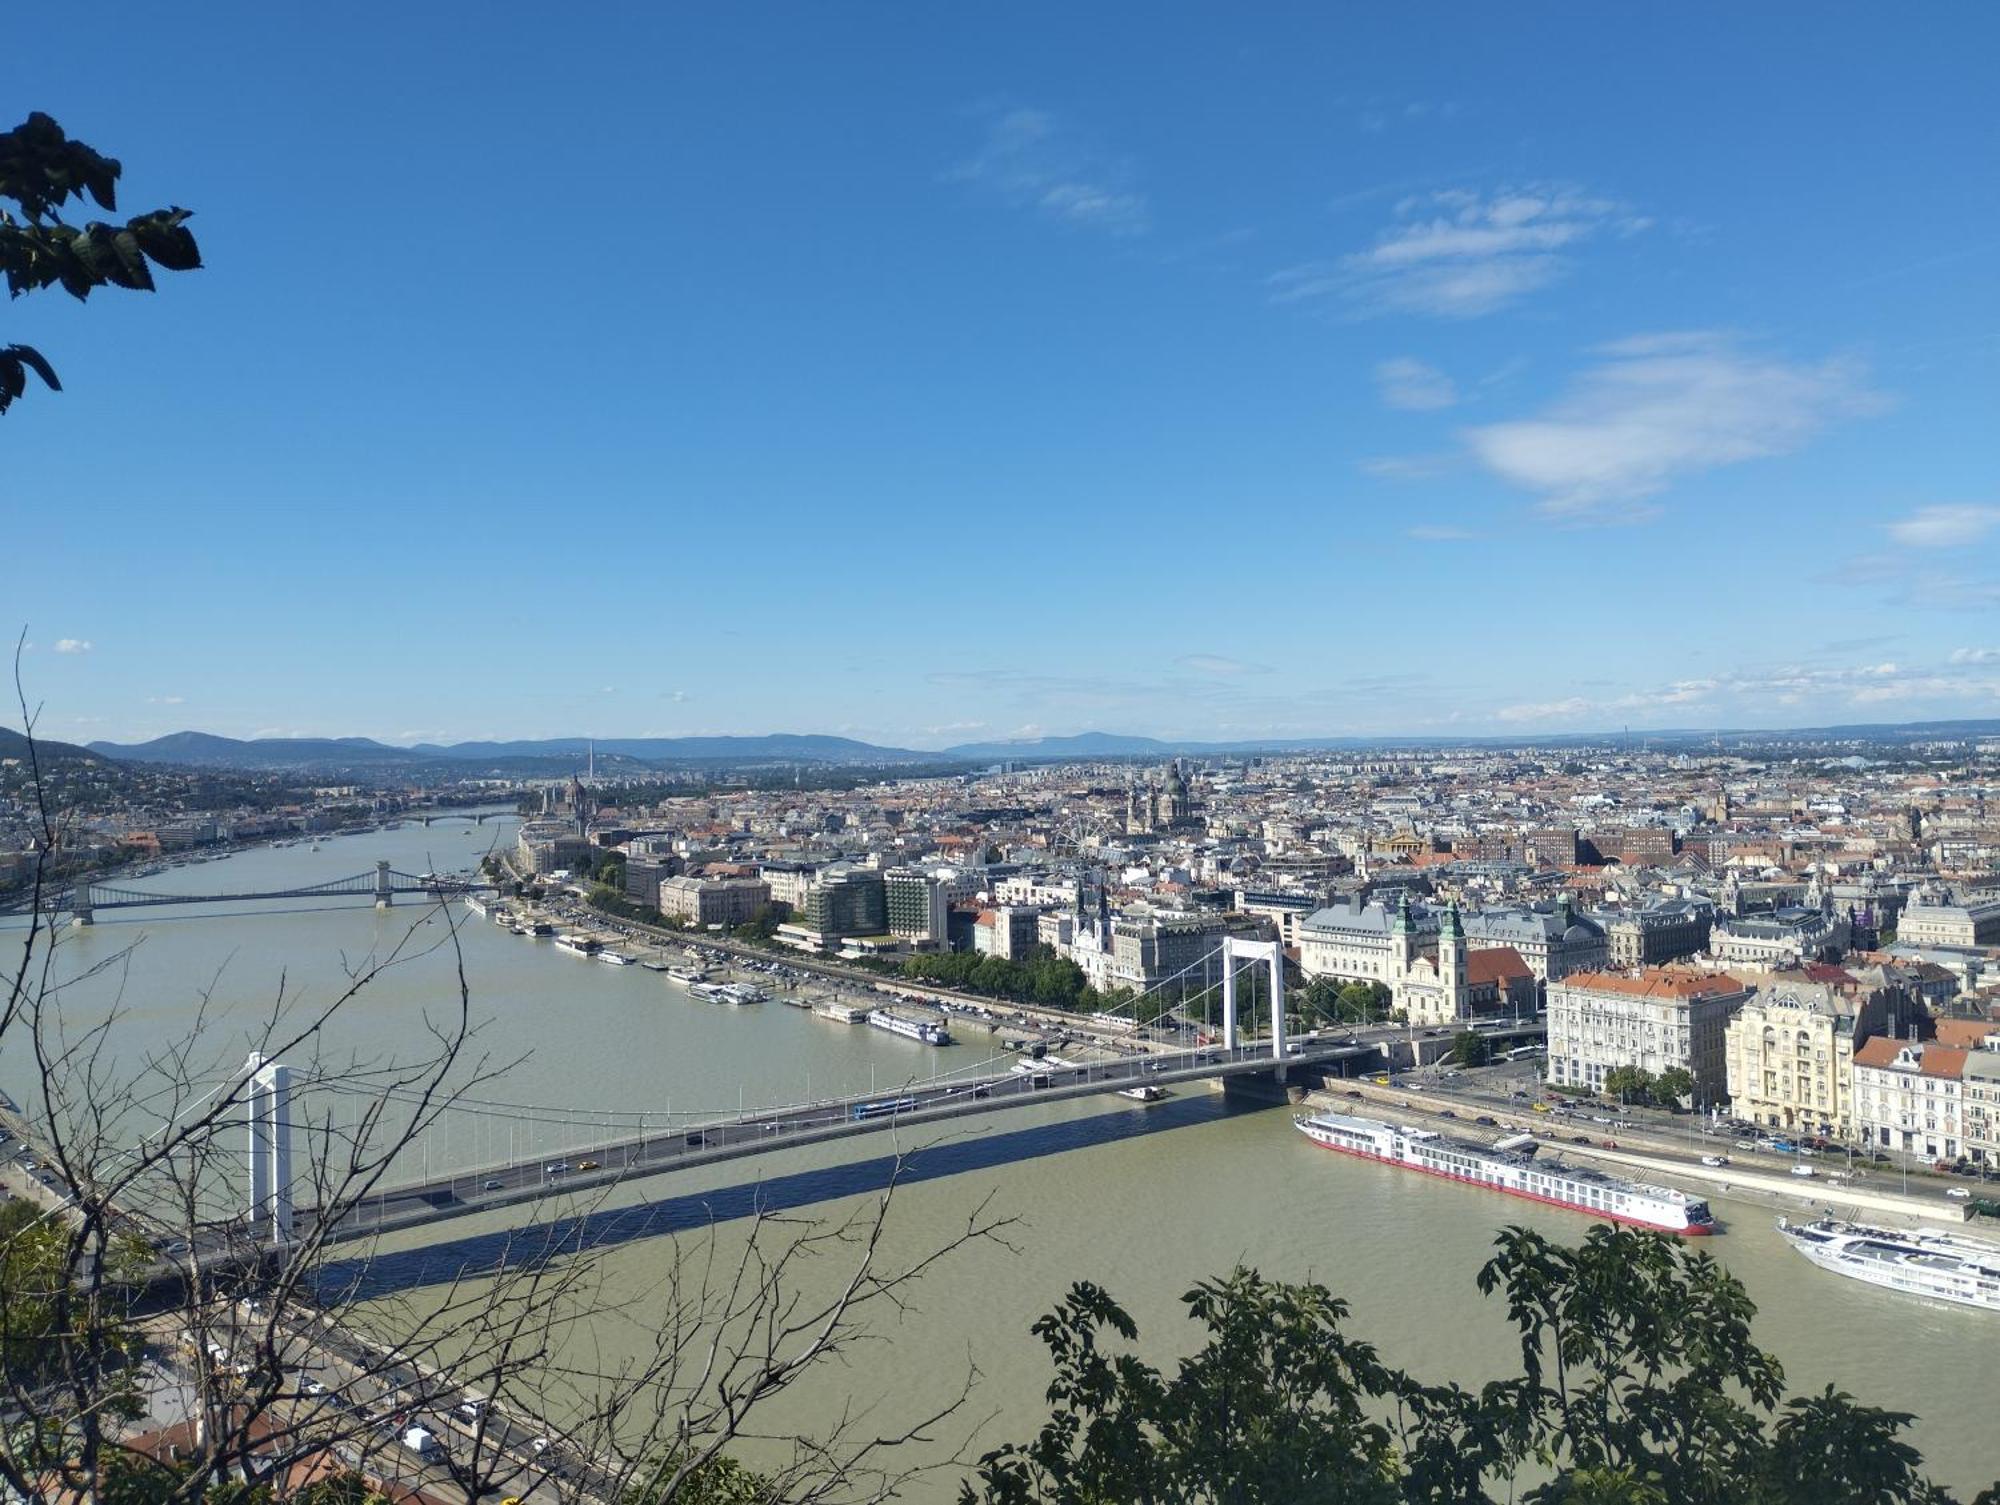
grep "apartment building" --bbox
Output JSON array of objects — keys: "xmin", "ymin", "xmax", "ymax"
[{"xmin": 1546, "ymin": 966, "xmax": 1752, "ymax": 1101}]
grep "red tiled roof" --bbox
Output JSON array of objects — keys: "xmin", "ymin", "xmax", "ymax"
[
  {"xmin": 1934, "ymin": 1019, "xmax": 1999, "ymax": 1049},
  {"xmin": 1560, "ymin": 966, "xmax": 1745, "ymax": 1000},
  {"xmin": 1854, "ymin": 1038, "xmax": 1967, "ymax": 1079},
  {"xmin": 1466, "ymin": 945, "xmax": 1532, "ymax": 985}
]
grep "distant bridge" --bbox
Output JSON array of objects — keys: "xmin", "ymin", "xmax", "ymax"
[
  {"xmin": 24, "ymin": 862, "xmax": 485, "ymax": 923},
  {"xmin": 407, "ymin": 810, "xmax": 516, "ymax": 827}
]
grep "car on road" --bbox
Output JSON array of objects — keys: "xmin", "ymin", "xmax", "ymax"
[
  {"xmin": 1700, "ymin": 1154, "xmax": 1729, "ymax": 1167},
  {"xmin": 1946, "ymin": 1186, "xmax": 1972, "ymax": 1199},
  {"xmin": 530, "ymin": 1436, "xmax": 551, "ymax": 1454},
  {"xmin": 483, "ymin": 1179, "xmax": 503, "ymax": 1191},
  {"xmin": 544, "ymin": 1162, "xmax": 568, "ymax": 1175},
  {"xmin": 305, "ymin": 1379, "xmax": 327, "ymax": 1396},
  {"xmin": 576, "ymin": 1159, "xmax": 601, "ymax": 1171},
  {"xmin": 1436, "ymin": 1109, "xmax": 1457, "ymax": 1119},
  {"xmin": 1790, "ymin": 1164, "xmax": 1816, "ymax": 1178},
  {"xmin": 1570, "ymin": 1135, "xmax": 1592, "ymax": 1145},
  {"xmin": 457, "ymin": 1400, "xmax": 485, "ymax": 1420},
  {"xmin": 1343, "ymin": 1090, "xmax": 1363, "ymax": 1099},
  {"xmin": 1473, "ymin": 1115, "xmax": 1497, "ymax": 1126}
]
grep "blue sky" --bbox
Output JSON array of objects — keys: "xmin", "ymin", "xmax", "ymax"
[{"xmin": 7, "ymin": 4, "xmax": 1998, "ymax": 749}]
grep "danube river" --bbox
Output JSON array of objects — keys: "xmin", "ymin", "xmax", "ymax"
[{"xmin": 7, "ymin": 818, "xmax": 1995, "ymax": 1495}]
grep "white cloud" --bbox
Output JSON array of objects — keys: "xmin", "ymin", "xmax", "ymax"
[
  {"xmin": 1495, "ymin": 696, "xmax": 1592, "ymax": 723},
  {"xmin": 1950, "ymin": 647, "xmax": 2000, "ymax": 663},
  {"xmin": 53, "ymin": 638, "xmax": 92, "ymax": 654},
  {"xmin": 949, "ymin": 107, "xmax": 1149, "ymax": 236},
  {"xmin": 1492, "ymin": 659, "xmax": 1999, "ymax": 726},
  {"xmin": 145, "ymin": 695, "xmax": 185, "ymax": 705},
  {"xmin": 1272, "ymin": 184, "xmax": 1649, "ymax": 319},
  {"xmin": 1176, "ymin": 654, "xmax": 1268, "ymax": 676},
  {"xmin": 1359, "ymin": 453, "xmax": 1456, "ymax": 481},
  {"xmin": 1374, "ymin": 357, "xmax": 1458, "ymax": 410},
  {"xmin": 1464, "ymin": 333, "xmax": 1883, "ymax": 522},
  {"xmin": 1886, "ymin": 505, "xmax": 2000, "ymax": 549}
]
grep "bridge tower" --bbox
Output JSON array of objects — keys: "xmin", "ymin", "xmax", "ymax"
[
  {"xmin": 71, "ymin": 881, "xmax": 93, "ymax": 926},
  {"xmin": 1219, "ymin": 936, "xmax": 1286, "ymax": 1059},
  {"xmin": 374, "ymin": 859, "xmax": 392, "ymax": 908},
  {"xmin": 244, "ymin": 1053, "xmax": 294, "ymax": 1244}
]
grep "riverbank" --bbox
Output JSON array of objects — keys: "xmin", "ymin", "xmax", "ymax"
[{"xmin": 1311, "ymin": 1079, "xmax": 1975, "ymax": 1230}]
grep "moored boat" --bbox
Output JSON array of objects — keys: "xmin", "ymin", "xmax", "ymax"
[
  {"xmin": 1777, "ymin": 1217, "xmax": 2000, "ymax": 1311},
  {"xmin": 868, "ymin": 1010, "xmax": 952, "ymax": 1046},
  {"xmin": 1294, "ymin": 1109, "xmax": 1715, "ymax": 1236}
]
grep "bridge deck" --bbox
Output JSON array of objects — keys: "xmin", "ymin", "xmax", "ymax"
[{"xmin": 307, "ymin": 1037, "xmax": 1372, "ymax": 1246}]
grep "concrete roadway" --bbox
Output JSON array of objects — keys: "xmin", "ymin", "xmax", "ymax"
[{"xmin": 308, "ymin": 1034, "xmax": 1374, "ymax": 1245}]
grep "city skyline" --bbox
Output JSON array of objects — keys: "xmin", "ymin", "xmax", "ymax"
[{"xmin": 8, "ymin": 4, "xmax": 1999, "ymax": 745}]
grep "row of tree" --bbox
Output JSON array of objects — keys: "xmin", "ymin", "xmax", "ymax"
[{"xmin": 899, "ymin": 946, "xmax": 1143, "ymax": 1017}]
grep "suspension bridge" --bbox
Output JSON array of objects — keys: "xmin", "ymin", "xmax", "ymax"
[
  {"xmin": 211, "ymin": 937, "xmax": 1372, "ymax": 1248},
  {"xmin": 19, "ymin": 861, "xmax": 487, "ymax": 923}
]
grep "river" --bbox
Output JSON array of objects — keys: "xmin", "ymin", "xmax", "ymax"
[{"xmin": 6, "ymin": 817, "xmax": 1995, "ymax": 1496}]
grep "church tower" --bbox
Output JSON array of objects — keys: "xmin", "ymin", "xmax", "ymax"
[
  {"xmin": 1391, "ymin": 890, "xmax": 1419, "ymax": 979},
  {"xmin": 1439, "ymin": 901, "xmax": 1466, "ymax": 1020}
]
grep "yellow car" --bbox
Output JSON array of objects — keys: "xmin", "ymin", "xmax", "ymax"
[
  {"xmin": 576, "ymin": 1158, "xmax": 601, "ymax": 1171},
  {"xmin": 1531, "ymin": 1102, "xmax": 1551, "ymax": 1113},
  {"xmin": 1370, "ymin": 1075, "xmax": 1391, "ymax": 1086}
]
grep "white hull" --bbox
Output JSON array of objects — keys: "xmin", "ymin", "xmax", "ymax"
[
  {"xmin": 1779, "ymin": 1219, "xmax": 2000, "ymax": 1311},
  {"xmin": 869, "ymin": 1011, "xmax": 952, "ymax": 1045},
  {"xmin": 1295, "ymin": 1110, "xmax": 1713, "ymax": 1236}
]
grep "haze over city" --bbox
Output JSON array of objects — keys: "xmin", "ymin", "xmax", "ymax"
[{"xmin": 8, "ymin": 4, "xmax": 1998, "ymax": 748}]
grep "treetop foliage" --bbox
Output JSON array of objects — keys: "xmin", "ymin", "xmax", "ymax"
[
  {"xmin": 965, "ymin": 1223, "xmax": 1997, "ymax": 1505},
  {"xmin": 1, "ymin": 111, "xmax": 201, "ymax": 414}
]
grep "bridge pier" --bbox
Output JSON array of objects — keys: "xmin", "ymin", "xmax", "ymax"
[
  {"xmin": 374, "ymin": 859, "xmax": 392, "ymax": 909},
  {"xmin": 71, "ymin": 882, "xmax": 92, "ymax": 926},
  {"xmin": 245, "ymin": 1053, "xmax": 294, "ymax": 1245}
]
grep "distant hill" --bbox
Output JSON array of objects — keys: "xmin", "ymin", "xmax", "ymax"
[
  {"xmin": 943, "ymin": 731, "xmax": 1181, "ymax": 760},
  {"xmin": 87, "ymin": 732, "xmax": 414, "ymax": 769},
  {"xmin": 415, "ymin": 735, "xmax": 931, "ymax": 763},
  {"xmin": 83, "ymin": 717, "xmax": 2000, "ymax": 774},
  {"xmin": 88, "ymin": 730, "xmax": 936, "ymax": 771},
  {"xmin": 1, "ymin": 725, "xmax": 104, "ymax": 764}
]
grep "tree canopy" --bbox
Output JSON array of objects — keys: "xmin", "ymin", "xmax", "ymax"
[
  {"xmin": 1, "ymin": 112, "xmax": 201, "ymax": 415},
  {"xmin": 964, "ymin": 1223, "xmax": 1996, "ymax": 1505}
]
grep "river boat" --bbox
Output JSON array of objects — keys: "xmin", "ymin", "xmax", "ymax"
[
  {"xmin": 668, "ymin": 966, "xmax": 706, "ymax": 985},
  {"xmin": 814, "ymin": 1001, "xmax": 867, "ymax": 1024},
  {"xmin": 554, "ymin": 935, "xmax": 601, "ymax": 958},
  {"xmin": 529, "ymin": 921, "xmax": 557, "ymax": 938},
  {"xmin": 869, "ymin": 1010, "xmax": 952, "ymax": 1046},
  {"xmin": 640, "ymin": 959, "xmax": 668, "ymax": 973},
  {"xmin": 1117, "ymin": 1084, "xmax": 1167, "ymax": 1103},
  {"xmin": 1776, "ymin": 1217, "xmax": 2000, "ymax": 1311},
  {"xmin": 1293, "ymin": 1109, "xmax": 1716, "ymax": 1236},
  {"xmin": 597, "ymin": 950, "xmax": 634, "ymax": 966},
  {"xmin": 464, "ymin": 895, "xmax": 490, "ymax": 919}
]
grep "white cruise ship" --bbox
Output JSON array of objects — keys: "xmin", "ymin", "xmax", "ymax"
[
  {"xmin": 1294, "ymin": 1110, "xmax": 1716, "ymax": 1236},
  {"xmin": 868, "ymin": 1010, "xmax": 952, "ymax": 1046},
  {"xmin": 463, "ymin": 895, "xmax": 489, "ymax": 919},
  {"xmin": 1777, "ymin": 1218, "xmax": 2000, "ymax": 1311}
]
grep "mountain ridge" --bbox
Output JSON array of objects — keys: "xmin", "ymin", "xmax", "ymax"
[{"xmin": 65, "ymin": 717, "xmax": 2000, "ymax": 773}]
